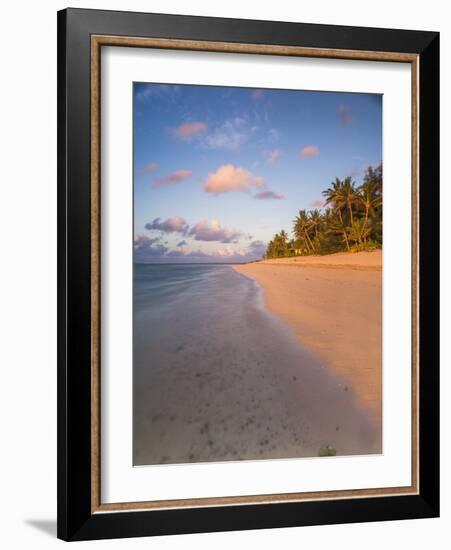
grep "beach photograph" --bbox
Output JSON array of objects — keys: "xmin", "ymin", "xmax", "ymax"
[{"xmin": 133, "ymin": 82, "xmax": 382, "ymax": 466}]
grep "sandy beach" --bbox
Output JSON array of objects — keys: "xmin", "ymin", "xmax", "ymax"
[
  {"xmin": 233, "ymin": 251, "xmax": 382, "ymax": 436},
  {"xmin": 134, "ymin": 260, "xmax": 381, "ymax": 465}
]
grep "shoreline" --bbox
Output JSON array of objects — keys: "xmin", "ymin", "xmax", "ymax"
[
  {"xmin": 233, "ymin": 250, "xmax": 382, "ymax": 433},
  {"xmin": 134, "ymin": 260, "xmax": 381, "ymax": 464},
  {"xmin": 245, "ymin": 250, "xmax": 382, "ymax": 270}
]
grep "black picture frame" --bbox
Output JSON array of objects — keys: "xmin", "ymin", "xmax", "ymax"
[{"xmin": 57, "ymin": 7, "xmax": 439, "ymax": 541}]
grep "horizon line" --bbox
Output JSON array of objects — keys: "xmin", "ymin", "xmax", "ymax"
[{"xmin": 134, "ymin": 261, "xmax": 256, "ymax": 266}]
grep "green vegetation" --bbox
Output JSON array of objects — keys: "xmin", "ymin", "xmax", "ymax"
[
  {"xmin": 265, "ymin": 163, "xmax": 382, "ymax": 259},
  {"xmin": 318, "ymin": 446, "xmax": 337, "ymax": 457}
]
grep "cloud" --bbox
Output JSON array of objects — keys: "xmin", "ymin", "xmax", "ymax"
[
  {"xmin": 137, "ymin": 215, "xmax": 268, "ymax": 263},
  {"xmin": 135, "ymin": 84, "xmax": 180, "ymax": 102},
  {"xmin": 189, "ymin": 219, "xmax": 242, "ymax": 243},
  {"xmin": 136, "ymin": 162, "xmax": 158, "ymax": 177},
  {"xmin": 299, "ymin": 145, "xmax": 320, "ymax": 158},
  {"xmin": 185, "ymin": 240, "xmax": 265, "ymax": 263},
  {"xmin": 212, "ymin": 246, "xmax": 245, "ymax": 258},
  {"xmin": 268, "ymin": 128, "xmax": 280, "ymax": 143},
  {"xmin": 265, "ymin": 148, "xmax": 281, "ymax": 164},
  {"xmin": 350, "ymin": 163, "xmax": 371, "ymax": 177},
  {"xmin": 247, "ymin": 240, "xmax": 266, "ymax": 259},
  {"xmin": 153, "ymin": 170, "xmax": 192, "ymax": 187},
  {"xmin": 135, "ymin": 86, "xmax": 156, "ymax": 101},
  {"xmin": 254, "ymin": 191, "xmax": 285, "ymax": 200},
  {"xmin": 165, "ymin": 249, "xmax": 186, "ymax": 257},
  {"xmin": 134, "ymin": 236, "xmax": 267, "ymax": 264},
  {"xmin": 185, "ymin": 250, "xmax": 210, "ymax": 259},
  {"xmin": 251, "ymin": 89, "xmax": 264, "ymax": 100},
  {"xmin": 134, "ymin": 235, "xmax": 160, "ymax": 247},
  {"xmin": 204, "ymin": 164, "xmax": 265, "ymax": 194},
  {"xmin": 338, "ymin": 104, "xmax": 352, "ymax": 126},
  {"xmin": 251, "ymin": 90, "xmax": 272, "ymax": 123},
  {"xmin": 145, "ymin": 216, "xmax": 189, "ymax": 234},
  {"xmin": 202, "ymin": 117, "xmax": 257, "ymax": 151},
  {"xmin": 172, "ymin": 121, "xmax": 207, "ymax": 140},
  {"xmin": 310, "ymin": 199, "xmax": 326, "ymax": 207},
  {"xmin": 133, "ymin": 235, "xmax": 169, "ymax": 261}
]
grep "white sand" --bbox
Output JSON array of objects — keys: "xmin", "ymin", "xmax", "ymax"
[{"xmin": 233, "ymin": 251, "xmax": 382, "ymax": 432}]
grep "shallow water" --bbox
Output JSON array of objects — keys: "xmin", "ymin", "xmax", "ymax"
[{"xmin": 133, "ymin": 263, "xmax": 379, "ymax": 465}]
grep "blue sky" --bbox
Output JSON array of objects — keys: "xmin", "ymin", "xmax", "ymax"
[{"xmin": 133, "ymin": 83, "xmax": 382, "ymax": 263}]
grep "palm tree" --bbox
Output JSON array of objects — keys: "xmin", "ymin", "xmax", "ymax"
[
  {"xmin": 322, "ymin": 179, "xmax": 350, "ymax": 251},
  {"xmin": 279, "ymin": 229, "xmax": 288, "ymax": 243},
  {"xmin": 265, "ymin": 163, "xmax": 382, "ymax": 258},
  {"xmin": 294, "ymin": 210, "xmax": 315, "ymax": 252},
  {"xmin": 309, "ymin": 209, "xmax": 322, "ymax": 240},
  {"xmin": 348, "ymin": 219, "xmax": 373, "ymax": 245},
  {"xmin": 322, "ymin": 208, "xmax": 349, "ymax": 249},
  {"xmin": 359, "ymin": 180, "xmax": 382, "ymax": 240},
  {"xmin": 363, "ymin": 163, "xmax": 383, "ymax": 197},
  {"xmin": 269, "ymin": 230, "xmax": 290, "ymax": 257},
  {"xmin": 322, "ymin": 178, "xmax": 342, "ymax": 208},
  {"xmin": 341, "ymin": 176, "xmax": 359, "ymax": 225}
]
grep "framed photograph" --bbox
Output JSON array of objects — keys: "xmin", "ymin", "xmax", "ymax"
[{"xmin": 57, "ymin": 8, "xmax": 439, "ymax": 541}]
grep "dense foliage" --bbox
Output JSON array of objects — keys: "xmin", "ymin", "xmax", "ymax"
[{"xmin": 265, "ymin": 163, "xmax": 382, "ymax": 259}]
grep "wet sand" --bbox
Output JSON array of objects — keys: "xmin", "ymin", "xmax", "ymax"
[
  {"xmin": 233, "ymin": 251, "xmax": 382, "ymax": 435},
  {"xmin": 134, "ymin": 262, "xmax": 381, "ymax": 466}
]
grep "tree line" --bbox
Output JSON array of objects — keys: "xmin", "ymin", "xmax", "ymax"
[{"xmin": 265, "ymin": 163, "xmax": 382, "ymax": 259}]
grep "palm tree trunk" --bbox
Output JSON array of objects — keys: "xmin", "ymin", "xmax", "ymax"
[
  {"xmin": 305, "ymin": 230, "xmax": 315, "ymax": 252},
  {"xmin": 347, "ymin": 201, "xmax": 354, "ymax": 225},
  {"xmin": 338, "ymin": 209, "xmax": 350, "ymax": 251},
  {"xmin": 362, "ymin": 203, "xmax": 370, "ymax": 243},
  {"xmin": 302, "ymin": 232, "xmax": 310, "ymax": 252}
]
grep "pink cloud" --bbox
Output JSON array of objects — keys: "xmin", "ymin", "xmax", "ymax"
[
  {"xmin": 310, "ymin": 199, "xmax": 326, "ymax": 208},
  {"xmin": 213, "ymin": 246, "xmax": 246, "ymax": 258},
  {"xmin": 134, "ymin": 237, "xmax": 266, "ymax": 263},
  {"xmin": 172, "ymin": 121, "xmax": 207, "ymax": 140},
  {"xmin": 204, "ymin": 164, "xmax": 265, "ymax": 194},
  {"xmin": 338, "ymin": 104, "xmax": 352, "ymax": 126},
  {"xmin": 134, "ymin": 234, "xmax": 160, "ymax": 247},
  {"xmin": 185, "ymin": 240, "xmax": 266, "ymax": 262},
  {"xmin": 189, "ymin": 219, "xmax": 242, "ymax": 243},
  {"xmin": 153, "ymin": 170, "xmax": 192, "ymax": 187},
  {"xmin": 145, "ymin": 216, "xmax": 189, "ymax": 234},
  {"xmin": 350, "ymin": 163, "xmax": 371, "ymax": 177},
  {"xmin": 136, "ymin": 162, "xmax": 158, "ymax": 177},
  {"xmin": 265, "ymin": 148, "xmax": 281, "ymax": 164},
  {"xmin": 254, "ymin": 191, "xmax": 285, "ymax": 200},
  {"xmin": 299, "ymin": 145, "xmax": 320, "ymax": 158}
]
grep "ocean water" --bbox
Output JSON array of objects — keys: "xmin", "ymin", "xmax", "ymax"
[{"xmin": 133, "ymin": 263, "xmax": 378, "ymax": 465}]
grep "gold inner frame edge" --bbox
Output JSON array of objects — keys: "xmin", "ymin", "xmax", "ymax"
[{"xmin": 90, "ymin": 35, "xmax": 420, "ymax": 514}]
